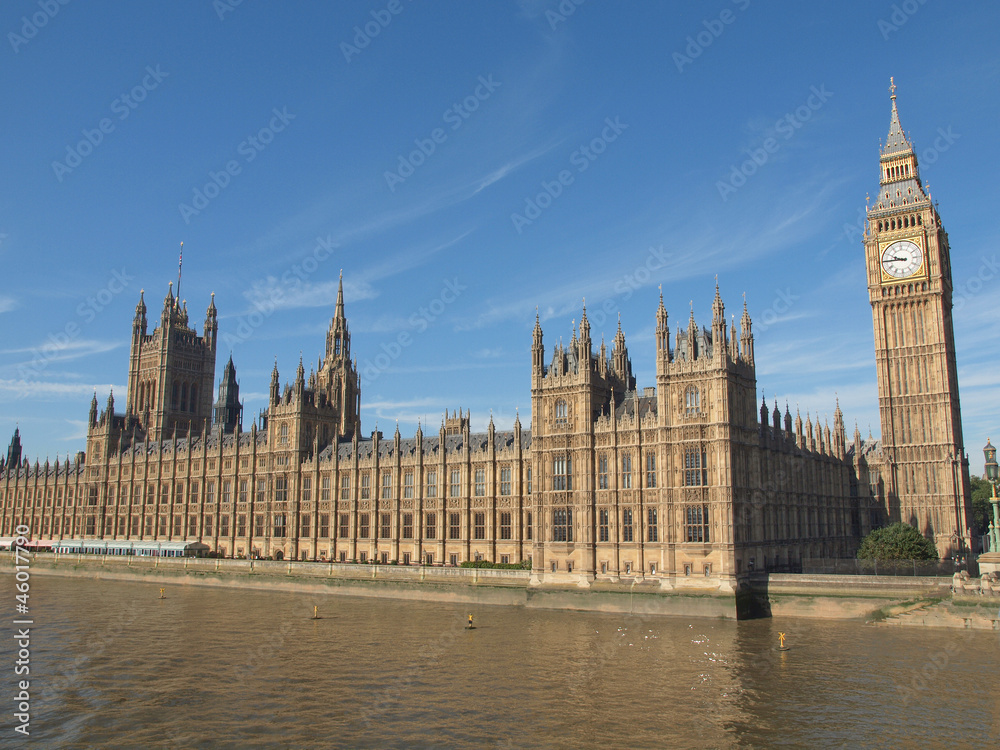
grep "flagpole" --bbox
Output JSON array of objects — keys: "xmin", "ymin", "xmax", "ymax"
[{"xmin": 177, "ymin": 242, "xmax": 183, "ymax": 301}]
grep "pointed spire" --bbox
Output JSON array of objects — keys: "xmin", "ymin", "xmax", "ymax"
[
  {"xmin": 335, "ymin": 269, "xmax": 345, "ymax": 320},
  {"xmin": 712, "ymin": 277, "xmax": 724, "ymax": 328},
  {"xmin": 882, "ymin": 76, "xmax": 912, "ymax": 156}
]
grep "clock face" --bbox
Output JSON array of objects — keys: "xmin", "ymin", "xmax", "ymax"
[{"xmin": 880, "ymin": 240, "xmax": 923, "ymax": 279}]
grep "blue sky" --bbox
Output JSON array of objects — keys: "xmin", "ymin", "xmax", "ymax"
[{"xmin": 1, "ymin": 0, "xmax": 997, "ymax": 474}]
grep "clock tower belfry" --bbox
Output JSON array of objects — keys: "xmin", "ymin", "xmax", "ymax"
[{"xmin": 863, "ymin": 78, "xmax": 973, "ymax": 558}]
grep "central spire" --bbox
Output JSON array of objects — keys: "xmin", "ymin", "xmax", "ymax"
[{"xmin": 882, "ymin": 76, "xmax": 913, "ymax": 157}]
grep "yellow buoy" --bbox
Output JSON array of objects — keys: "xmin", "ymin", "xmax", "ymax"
[
  {"xmin": 311, "ymin": 605, "xmax": 320, "ymax": 620},
  {"xmin": 158, "ymin": 588, "xmax": 165, "ymax": 599}
]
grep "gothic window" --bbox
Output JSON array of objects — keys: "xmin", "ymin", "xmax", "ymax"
[
  {"xmin": 555, "ymin": 400, "xmax": 568, "ymax": 425},
  {"xmin": 621, "ymin": 453, "xmax": 632, "ymax": 489},
  {"xmin": 272, "ymin": 514, "xmax": 285, "ymax": 538},
  {"xmin": 336, "ymin": 474, "xmax": 347, "ymax": 500},
  {"xmin": 449, "ymin": 512, "xmax": 461, "ymax": 540},
  {"xmin": 598, "ymin": 454, "xmax": 608, "ymax": 490},
  {"xmin": 684, "ymin": 449, "xmax": 707, "ymax": 487},
  {"xmin": 552, "ymin": 507, "xmax": 573, "ymax": 542},
  {"xmin": 255, "ymin": 480, "xmax": 264, "ymax": 504},
  {"xmin": 381, "ymin": 473, "xmax": 392, "ymax": 500},
  {"xmin": 684, "ymin": 504, "xmax": 710, "ymax": 543},
  {"xmin": 598, "ymin": 508, "xmax": 609, "ymax": 542},
  {"xmin": 474, "ymin": 512, "xmax": 486, "ymax": 540},
  {"xmin": 474, "ymin": 468, "xmax": 486, "ymax": 497},
  {"xmin": 450, "ymin": 469, "xmax": 461, "ymax": 498},
  {"xmin": 300, "ymin": 477, "xmax": 310, "ymax": 503},
  {"xmin": 425, "ymin": 512, "xmax": 437, "ymax": 539},
  {"xmin": 402, "ymin": 513, "xmax": 413, "ymax": 539},
  {"xmin": 360, "ymin": 472, "xmax": 370, "ymax": 500},
  {"xmin": 500, "ymin": 467, "xmax": 511, "ymax": 496},
  {"xmin": 274, "ymin": 477, "xmax": 287, "ymax": 503},
  {"xmin": 499, "ymin": 511, "xmax": 512, "ymax": 540},
  {"xmin": 254, "ymin": 514, "xmax": 265, "ymax": 536},
  {"xmin": 646, "ymin": 453, "xmax": 657, "ymax": 488},
  {"xmin": 239, "ymin": 479, "xmax": 248, "ymax": 504},
  {"xmin": 426, "ymin": 471, "xmax": 437, "ymax": 498},
  {"xmin": 189, "ymin": 384, "xmax": 197, "ymax": 410},
  {"xmin": 222, "ymin": 481, "xmax": 232, "ymax": 504},
  {"xmin": 202, "ymin": 515, "xmax": 212, "ymax": 536},
  {"xmin": 552, "ymin": 456, "xmax": 572, "ymax": 491},
  {"xmin": 237, "ymin": 514, "xmax": 247, "ymax": 537},
  {"xmin": 181, "ymin": 382, "xmax": 188, "ymax": 412},
  {"xmin": 339, "ymin": 513, "xmax": 350, "ymax": 538},
  {"xmin": 526, "ymin": 511, "xmax": 532, "ymax": 540},
  {"xmin": 404, "ymin": 472, "xmax": 414, "ymax": 499},
  {"xmin": 319, "ymin": 513, "xmax": 329, "ymax": 537},
  {"xmin": 359, "ymin": 513, "xmax": 370, "ymax": 538},
  {"xmin": 219, "ymin": 515, "xmax": 230, "ymax": 537},
  {"xmin": 172, "ymin": 381, "xmax": 180, "ymax": 409},
  {"xmin": 647, "ymin": 508, "xmax": 658, "ymax": 542},
  {"xmin": 621, "ymin": 508, "xmax": 633, "ymax": 542},
  {"xmin": 526, "ymin": 468, "xmax": 532, "ymax": 494},
  {"xmin": 685, "ymin": 386, "xmax": 701, "ymax": 415}
]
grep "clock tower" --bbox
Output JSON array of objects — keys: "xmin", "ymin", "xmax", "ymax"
[{"xmin": 863, "ymin": 78, "xmax": 974, "ymax": 558}]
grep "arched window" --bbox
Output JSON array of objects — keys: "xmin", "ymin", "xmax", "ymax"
[
  {"xmin": 554, "ymin": 400, "xmax": 568, "ymax": 424},
  {"xmin": 685, "ymin": 386, "xmax": 701, "ymax": 415},
  {"xmin": 189, "ymin": 384, "xmax": 197, "ymax": 411},
  {"xmin": 181, "ymin": 382, "xmax": 189, "ymax": 412},
  {"xmin": 172, "ymin": 381, "xmax": 179, "ymax": 409}
]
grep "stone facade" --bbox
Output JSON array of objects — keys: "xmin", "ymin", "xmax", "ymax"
[
  {"xmin": 860, "ymin": 81, "xmax": 975, "ymax": 558},
  {"xmin": 0, "ymin": 84, "xmax": 974, "ymax": 587},
  {"xmin": 0, "ymin": 271, "xmax": 865, "ymax": 591}
]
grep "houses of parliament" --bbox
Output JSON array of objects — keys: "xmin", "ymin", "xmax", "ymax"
[{"xmin": 0, "ymin": 86, "xmax": 977, "ymax": 587}]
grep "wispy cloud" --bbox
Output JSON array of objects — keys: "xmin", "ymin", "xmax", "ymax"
[
  {"xmin": 0, "ymin": 295, "xmax": 16, "ymax": 313},
  {"xmin": 0, "ymin": 379, "xmax": 125, "ymax": 400},
  {"xmin": 0, "ymin": 339, "xmax": 125, "ymax": 369}
]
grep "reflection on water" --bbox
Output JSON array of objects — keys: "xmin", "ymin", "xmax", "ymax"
[{"xmin": 6, "ymin": 575, "xmax": 997, "ymax": 748}]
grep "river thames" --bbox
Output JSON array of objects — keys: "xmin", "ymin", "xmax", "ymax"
[{"xmin": 5, "ymin": 575, "xmax": 998, "ymax": 748}]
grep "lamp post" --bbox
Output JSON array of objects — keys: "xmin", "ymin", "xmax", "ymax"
[{"xmin": 984, "ymin": 439, "xmax": 999, "ymax": 554}]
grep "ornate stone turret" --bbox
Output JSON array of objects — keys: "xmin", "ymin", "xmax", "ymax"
[
  {"xmin": 213, "ymin": 355, "xmax": 242, "ymax": 434},
  {"xmin": 6, "ymin": 427, "xmax": 22, "ymax": 467}
]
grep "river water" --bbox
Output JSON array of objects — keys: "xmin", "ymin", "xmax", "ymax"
[{"xmin": 4, "ymin": 575, "xmax": 998, "ymax": 748}]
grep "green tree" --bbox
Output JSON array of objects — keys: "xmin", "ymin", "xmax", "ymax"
[
  {"xmin": 857, "ymin": 522, "xmax": 938, "ymax": 561},
  {"xmin": 971, "ymin": 475, "xmax": 994, "ymax": 538}
]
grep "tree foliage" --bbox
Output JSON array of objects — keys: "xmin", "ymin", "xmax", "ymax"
[
  {"xmin": 856, "ymin": 522, "xmax": 938, "ymax": 561},
  {"xmin": 971, "ymin": 476, "xmax": 995, "ymax": 537}
]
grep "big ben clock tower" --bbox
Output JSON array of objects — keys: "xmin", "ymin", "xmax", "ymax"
[{"xmin": 863, "ymin": 78, "xmax": 974, "ymax": 558}]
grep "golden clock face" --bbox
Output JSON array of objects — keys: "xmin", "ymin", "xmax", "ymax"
[{"xmin": 880, "ymin": 239, "xmax": 923, "ymax": 280}]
